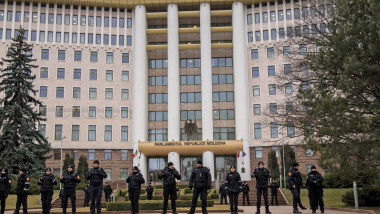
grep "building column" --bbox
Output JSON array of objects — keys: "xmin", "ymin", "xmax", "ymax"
[
  {"xmin": 203, "ymin": 151, "xmax": 215, "ymax": 181},
  {"xmin": 232, "ymin": 2, "xmax": 251, "ymax": 181},
  {"xmin": 132, "ymin": 4, "xmax": 148, "ymax": 178},
  {"xmin": 168, "ymin": 152, "xmax": 180, "ymax": 173}
]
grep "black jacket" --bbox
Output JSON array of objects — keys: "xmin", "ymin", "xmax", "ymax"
[
  {"xmin": 146, "ymin": 186, "xmax": 154, "ymax": 194},
  {"xmin": 60, "ymin": 171, "xmax": 81, "ymax": 194},
  {"xmin": 189, "ymin": 166, "xmax": 211, "ymax": 188},
  {"xmin": 86, "ymin": 167, "xmax": 107, "ymax": 187},
  {"xmin": 0, "ymin": 173, "xmax": 11, "ymax": 196},
  {"xmin": 16, "ymin": 173, "xmax": 30, "ymax": 195},
  {"xmin": 38, "ymin": 173, "xmax": 58, "ymax": 193},
  {"xmin": 251, "ymin": 167, "xmax": 271, "ymax": 187},
  {"xmin": 158, "ymin": 167, "xmax": 181, "ymax": 187},
  {"xmin": 104, "ymin": 185, "xmax": 113, "ymax": 194},
  {"xmin": 242, "ymin": 184, "xmax": 250, "ymax": 193},
  {"xmin": 306, "ymin": 171, "xmax": 323, "ymax": 192},
  {"xmin": 225, "ymin": 171, "xmax": 242, "ymax": 193},
  {"xmin": 126, "ymin": 171, "xmax": 145, "ymax": 191},
  {"xmin": 219, "ymin": 184, "xmax": 227, "ymax": 195},
  {"xmin": 270, "ymin": 182, "xmax": 279, "ymax": 193},
  {"xmin": 288, "ymin": 166, "xmax": 302, "ymax": 189}
]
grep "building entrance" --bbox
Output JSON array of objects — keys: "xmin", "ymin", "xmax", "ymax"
[
  {"xmin": 148, "ymin": 157, "xmax": 168, "ymax": 182},
  {"xmin": 215, "ymin": 156, "xmax": 236, "ymax": 182},
  {"xmin": 181, "ymin": 156, "xmax": 201, "ymax": 181}
]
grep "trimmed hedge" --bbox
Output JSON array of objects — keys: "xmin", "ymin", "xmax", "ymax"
[
  {"xmin": 107, "ymin": 200, "xmax": 214, "ymax": 211},
  {"xmin": 154, "ymin": 184, "xmax": 189, "ymax": 189}
]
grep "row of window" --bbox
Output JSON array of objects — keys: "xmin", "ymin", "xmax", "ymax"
[
  {"xmin": 253, "ymin": 122, "xmax": 295, "ymax": 139},
  {"xmin": 252, "ymin": 63, "xmax": 311, "ymax": 78},
  {"xmin": 251, "ymin": 44, "xmax": 310, "ymax": 60},
  {"xmin": 252, "ymin": 82, "xmax": 309, "ymax": 97},
  {"xmin": 54, "ymin": 149, "xmax": 129, "ymax": 162},
  {"xmin": 148, "ymin": 74, "xmax": 233, "ymax": 86},
  {"xmin": 147, "ymin": 58, "xmax": 233, "ymax": 69},
  {"xmin": 0, "ymin": 10, "xmax": 132, "ymax": 28},
  {"xmin": 42, "ymin": 124, "xmax": 129, "ymax": 141},
  {"xmin": 148, "ymin": 127, "xmax": 236, "ymax": 141},
  {"xmin": 40, "ymin": 68, "xmax": 130, "ymax": 81},
  {"xmin": 247, "ymin": 5, "xmax": 333, "ymax": 24},
  {"xmin": 39, "ymin": 86, "xmax": 129, "ymax": 100},
  {"xmin": 252, "ymin": 102, "xmax": 294, "ymax": 116},
  {"xmin": 40, "ymin": 105, "xmax": 129, "ymax": 118}
]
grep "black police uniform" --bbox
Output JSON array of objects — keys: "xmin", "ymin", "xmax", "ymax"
[
  {"xmin": 269, "ymin": 182, "xmax": 279, "ymax": 206},
  {"xmin": 242, "ymin": 184, "xmax": 250, "ymax": 206},
  {"xmin": 225, "ymin": 171, "xmax": 242, "ymax": 214},
  {"xmin": 288, "ymin": 166, "xmax": 305, "ymax": 213},
  {"xmin": 0, "ymin": 169, "xmax": 11, "ymax": 214},
  {"xmin": 60, "ymin": 170, "xmax": 81, "ymax": 214},
  {"xmin": 158, "ymin": 167, "xmax": 181, "ymax": 214},
  {"xmin": 126, "ymin": 169, "xmax": 145, "ymax": 214},
  {"xmin": 15, "ymin": 172, "xmax": 30, "ymax": 214},
  {"xmin": 251, "ymin": 167, "xmax": 271, "ymax": 214},
  {"xmin": 38, "ymin": 171, "xmax": 58, "ymax": 214},
  {"xmin": 146, "ymin": 185, "xmax": 154, "ymax": 200},
  {"xmin": 83, "ymin": 185, "xmax": 90, "ymax": 207},
  {"xmin": 59, "ymin": 188, "xmax": 64, "ymax": 208},
  {"xmin": 86, "ymin": 167, "xmax": 107, "ymax": 214},
  {"xmin": 219, "ymin": 184, "xmax": 227, "ymax": 204},
  {"xmin": 306, "ymin": 171, "xmax": 324, "ymax": 213},
  {"xmin": 104, "ymin": 184, "xmax": 113, "ymax": 202},
  {"xmin": 188, "ymin": 166, "xmax": 211, "ymax": 214}
]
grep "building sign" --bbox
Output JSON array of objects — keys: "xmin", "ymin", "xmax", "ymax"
[{"xmin": 138, "ymin": 140, "xmax": 243, "ymax": 155}]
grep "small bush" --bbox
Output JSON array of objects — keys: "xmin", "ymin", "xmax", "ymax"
[
  {"xmin": 324, "ymin": 173, "xmax": 353, "ymax": 188},
  {"xmin": 342, "ymin": 185, "xmax": 380, "ymax": 207}
]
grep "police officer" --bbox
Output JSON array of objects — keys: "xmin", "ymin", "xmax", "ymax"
[
  {"xmin": 306, "ymin": 166, "xmax": 324, "ymax": 214},
  {"xmin": 60, "ymin": 165, "xmax": 81, "ymax": 214},
  {"xmin": 86, "ymin": 160, "xmax": 107, "ymax": 214},
  {"xmin": 158, "ymin": 162, "xmax": 181, "ymax": 214},
  {"xmin": 126, "ymin": 166, "xmax": 145, "ymax": 214},
  {"xmin": 219, "ymin": 181, "xmax": 227, "ymax": 204},
  {"xmin": 83, "ymin": 184, "xmax": 90, "ymax": 207},
  {"xmin": 288, "ymin": 162, "xmax": 307, "ymax": 214},
  {"xmin": 0, "ymin": 168, "xmax": 11, "ymax": 214},
  {"xmin": 38, "ymin": 168, "xmax": 58, "ymax": 214},
  {"xmin": 251, "ymin": 161, "xmax": 271, "ymax": 214},
  {"xmin": 146, "ymin": 183, "xmax": 154, "ymax": 200},
  {"xmin": 269, "ymin": 180, "xmax": 279, "ymax": 206},
  {"xmin": 225, "ymin": 165, "xmax": 242, "ymax": 214},
  {"xmin": 104, "ymin": 182, "xmax": 113, "ymax": 202},
  {"xmin": 242, "ymin": 181, "xmax": 250, "ymax": 206},
  {"xmin": 188, "ymin": 160, "xmax": 211, "ymax": 214},
  {"xmin": 14, "ymin": 168, "xmax": 29, "ymax": 214}
]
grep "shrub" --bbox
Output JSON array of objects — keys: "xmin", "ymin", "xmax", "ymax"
[
  {"xmin": 342, "ymin": 185, "xmax": 380, "ymax": 206},
  {"xmin": 324, "ymin": 173, "xmax": 352, "ymax": 188}
]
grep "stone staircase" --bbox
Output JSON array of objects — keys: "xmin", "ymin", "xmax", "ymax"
[{"xmin": 236, "ymin": 180, "xmax": 287, "ymax": 206}]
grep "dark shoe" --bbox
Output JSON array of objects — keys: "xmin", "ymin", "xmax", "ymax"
[
  {"xmin": 300, "ymin": 206, "xmax": 307, "ymax": 210},
  {"xmin": 256, "ymin": 211, "xmax": 260, "ymax": 214},
  {"xmin": 266, "ymin": 210, "xmax": 271, "ymax": 214},
  {"xmin": 312, "ymin": 211, "xmax": 316, "ymax": 213},
  {"xmin": 293, "ymin": 210, "xmax": 302, "ymax": 214}
]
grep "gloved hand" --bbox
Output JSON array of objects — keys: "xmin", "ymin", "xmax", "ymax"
[
  {"xmin": 239, "ymin": 186, "xmax": 243, "ymax": 192},
  {"xmin": 189, "ymin": 186, "xmax": 192, "ymax": 190}
]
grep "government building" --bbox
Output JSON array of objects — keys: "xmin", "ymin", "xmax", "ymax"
[{"xmin": 0, "ymin": 0, "xmax": 323, "ymax": 182}]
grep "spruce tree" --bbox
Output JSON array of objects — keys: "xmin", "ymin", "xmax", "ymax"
[
  {"xmin": 267, "ymin": 150, "xmax": 280, "ymax": 180},
  {"xmin": 62, "ymin": 153, "xmax": 75, "ymax": 173},
  {"xmin": 77, "ymin": 155, "xmax": 89, "ymax": 182},
  {"xmin": 0, "ymin": 28, "xmax": 51, "ymax": 174},
  {"xmin": 280, "ymin": 145, "xmax": 296, "ymax": 175}
]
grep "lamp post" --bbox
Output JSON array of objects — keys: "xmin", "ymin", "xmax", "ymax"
[
  {"xmin": 281, "ymin": 125, "xmax": 286, "ymax": 189},
  {"xmin": 59, "ymin": 136, "xmax": 66, "ymax": 190}
]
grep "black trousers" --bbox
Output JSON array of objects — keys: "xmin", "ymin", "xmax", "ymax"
[
  {"xmin": 90, "ymin": 185, "xmax": 103, "ymax": 214},
  {"xmin": 128, "ymin": 190, "xmax": 141, "ymax": 214},
  {"xmin": 41, "ymin": 192, "xmax": 53, "ymax": 214},
  {"xmin": 243, "ymin": 192, "xmax": 250, "ymax": 205},
  {"xmin": 84, "ymin": 194, "xmax": 90, "ymax": 207},
  {"xmin": 63, "ymin": 193, "xmax": 76, "ymax": 214},
  {"xmin": 105, "ymin": 193, "xmax": 111, "ymax": 202},
  {"xmin": 0, "ymin": 192, "xmax": 7, "ymax": 214},
  {"xmin": 163, "ymin": 186, "xmax": 177, "ymax": 213},
  {"xmin": 220, "ymin": 194, "xmax": 227, "ymax": 204},
  {"xmin": 309, "ymin": 191, "xmax": 324, "ymax": 212},
  {"xmin": 228, "ymin": 192, "xmax": 239, "ymax": 212},
  {"xmin": 290, "ymin": 187, "xmax": 303, "ymax": 209},
  {"xmin": 189, "ymin": 187, "xmax": 207, "ymax": 213},
  {"xmin": 15, "ymin": 194, "xmax": 28, "ymax": 214},
  {"xmin": 256, "ymin": 187, "xmax": 269, "ymax": 210},
  {"xmin": 147, "ymin": 192, "xmax": 153, "ymax": 200},
  {"xmin": 271, "ymin": 192, "xmax": 278, "ymax": 205}
]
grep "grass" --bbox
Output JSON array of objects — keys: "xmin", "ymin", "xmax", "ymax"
[{"xmin": 5, "ymin": 190, "xmax": 60, "ymax": 210}]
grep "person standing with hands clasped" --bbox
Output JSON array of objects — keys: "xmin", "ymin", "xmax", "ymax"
[
  {"xmin": 306, "ymin": 166, "xmax": 324, "ymax": 214},
  {"xmin": 126, "ymin": 166, "xmax": 145, "ymax": 214},
  {"xmin": 269, "ymin": 180, "xmax": 279, "ymax": 206},
  {"xmin": 87, "ymin": 160, "xmax": 107, "ymax": 214},
  {"xmin": 219, "ymin": 181, "xmax": 227, "ymax": 204},
  {"xmin": 0, "ymin": 169, "xmax": 11, "ymax": 214},
  {"xmin": 251, "ymin": 161, "xmax": 271, "ymax": 214},
  {"xmin": 158, "ymin": 162, "xmax": 181, "ymax": 214},
  {"xmin": 225, "ymin": 165, "xmax": 242, "ymax": 214},
  {"xmin": 38, "ymin": 168, "xmax": 57, "ymax": 214},
  {"xmin": 14, "ymin": 169, "xmax": 30, "ymax": 214},
  {"xmin": 188, "ymin": 160, "xmax": 211, "ymax": 214},
  {"xmin": 60, "ymin": 165, "xmax": 81, "ymax": 214},
  {"xmin": 146, "ymin": 183, "xmax": 154, "ymax": 200},
  {"xmin": 288, "ymin": 162, "xmax": 307, "ymax": 214}
]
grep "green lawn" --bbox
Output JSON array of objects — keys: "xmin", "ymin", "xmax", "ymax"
[{"xmin": 5, "ymin": 190, "xmax": 59, "ymax": 210}]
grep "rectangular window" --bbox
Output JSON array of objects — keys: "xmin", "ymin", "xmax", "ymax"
[
  {"xmin": 55, "ymin": 106, "xmax": 63, "ymax": 117},
  {"xmin": 58, "ymin": 50, "xmax": 65, "ymax": 60},
  {"xmin": 252, "ymin": 85, "xmax": 260, "ymax": 96},
  {"xmin": 80, "ymin": 15, "xmax": 86, "ymax": 26},
  {"xmin": 80, "ymin": 33, "xmax": 85, "ymax": 43},
  {"xmin": 263, "ymin": 30, "xmax": 269, "ymax": 40},
  {"xmin": 64, "ymin": 14, "xmax": 70, "ymax": 24},
  {"xmin": 96, "ymin": 16, "xmax": 101, "ymax": 26},
  {"xmin": 88, "ymin": 149, "xmax": 95, "ymax": 160},
  {"xmin": 255, "ymin": 147, "xmax": 263, "ymax": 158},
  {"xmin": 0, "ymin": 10, "xmax": 4, "ymax": 21},
  {"xmin": 40, "ymin": 67, "xmax": 48, "ymax": 78},
  {"xmin": 180, "ymin": 110, "xmax": 201, "ymax": 121},
  {"xmin": 213, "ymin": 110, "xmax": 234, "ymax": 120},
  {"xmin": 149, "ymin": 94, "xmax": 169, "ymax": 104},
  {"xmin": 72, "ymin": 15, "xmax": 78, "ymax": 25},
  {"xmin": 251, "ymin": 49, "xmax": 258, "ymax": 59},
  {"xmin": 89, "ymin": 106, "xmax": 96, "ymax": 118},
  {"xmin": 7, "ymin": 11, "xmax": 13, "ymax": 21},
  {"xmin": 121, "ymin": 126, "xmax": 129, "ymax": 141},
  {"xmin": 253, "ymin": 104, "xmax": 261, "ymax": 115},
  {"xmin": 38, "ymin": 124, "xmax": 46, "ymax": 137},
  {"xmin": 112, "ymin": 17, "xmax": 117, "ymax": 27},
  {"xmin": 88, "ymin": 125, "xmax": 96, "ymax": 141},
  {"xmin": 248, "ymin": 32, "xmax": 253, "ymax": 42},
  {"xmin": 32, "ymin": 12, "xmax": 38, "ymax": 23},
  {"xmin": 299, "ymin": 44, "xmax": 307, "ymax": 55},
  {"xmin": 106, "ymin": 70, "xmax": 113, "ymax": 81},
  {"xmin": 269, "ymin": 103, "xmax": 277, "ymax": 114},
  {"xmin": 121, "ymin": 150, "xmax": 128, "ymax": 160},
  {"xmin": 96, "ymin": 34, "xmax": 101, "ymax": 44},
  {"xmin": 272, "ymin": 147, "xmax": 280, "ymax": 157},
  {"xmin": 40, "ymin": 13, "xmax": 46, "ymax": 23},
  {"xmin": 56, "ymin": 87, "xmax": 64, "ymax": 98},
  {"xmin": 286, "ymin": 9, "xmax": 292, "ymax": 20},
  {"xmin": 270, "ymin": 122, "xmax": 278, "ymax": 138},
  {"xmin": 283, "ymin": 46, "xmax": 291, "ymax": 57},
  {"xmin": 121, "ymin": 89, "xmax": 129, "ymax": 100},
  {"xmin": 127, "ymin": 36, "xmax": 132, "ymax": 46},
  {"xmin": 72, "ymin": 125, "xmax": 80, "ymax": 141},
  {"xmin": 72, "ymin": 106, "xmax": 80, "ymax": 117},
  {"xmin": 105, "ymin": 88, "xmax": 113, "ymax": 99},
  {"xmin": 119, "ymin": 18, "xmax": 125, "ymax": 28},
  {"xmin": 122, "ymin": 71, "xmax": 129, "ymax": 81},
  {"xmin": 122, "ymin": 53, "xmax": 129, "ymax": 63},
  {"xmin": 104, "ymin": 150, "xmax": 112, "ymax": 161},
  {"xmin": 119, "ymin": 35, "xmax": 124, "ymax": 45},
  {"xmin": 90, "ymin": 51, "xmax": 98, "ymax": 62},
  {"xmin": 213, "ymin": 127, "xmax": 235, "ymax": 140},
  {"xmin": 270, "ymin": 11, "xmax": 276, "ymax": 21},
  {"xmin": 56, "ymin": 32, "xmax": 61, "ymax": 42},
  {"xmin": 286, "ymin": 101, "xmax": 294, "ymax": 113},
  {"xmin": 303, "ymin": 25, "xmax": 309, "ymax": 35},
  {"xmin": 40, "ymin": 86, "xmax": 48, "ymax": 97},
  {"xmin": 212, "ymin": 92, "xmax": 234, "ymax": 102},
  {"xmin": 268, "ymin": 65, "xmax": 275, "ymax": 76},
  {"xmin": 31, "ymin": 30, "xmax": 37, "ymax": 41},
  {"xmin": 73, "ymin": 69, "xmax": 81, "ymax": 80},
  {"xmin": 39, "ymin": 31, "xmax": 45, "ymax": 42},
  {"xmin": 104, "ymin": 17, "xmax": 109, "ymax": 27},
  {"xmin": 268, "ymin": 84, "xmax": 277, "ymax": 95},
  {"xmin": 278, "ymin": 10, "xmax": 284, "ymax": 21},
  {"xmin": 127, "ymin": 18, "xmax": 132, "ymax": 28},
  {"xmin": 88, "ymin": 33, "xmax": 94, "ymax": 44},
  {"xmin": 255, "ymin": 13, "xmax": 260, "ymax": 23},
  {"xmin": 88, "ymin": 16, "xmax": 94, "ymax": 26},
  {"xmin": 284, "ymin": 64, "xmax": 292, "ymax": 75},
  {"xmin": 48, "ymin": 31, "xmax": 53, "ymax": 42},
  {"xmin": 57, "ymin": 68, "xmax": 65, "ymax": 79},
  {"xmin": 287, "ymin": 122, "xmax": 295, "ymax": 137},
  {"xmin": 106, "ymin": 52, "xmax": 114, "ymax": 63},
  {"xmin": 41, "ymin": 49, "xmax": 49, "ymax": 60},
  {"xmin": 267, "ymin": 47, "xmax": 274, "ymax": 58},
  {"xmin": 73, "ymin": 87, "xmax": 81, "ymax": 98},
  {"xmin": 55, "ymin": 124, "xmax": 63, "ymax": 140},
  {"xmin": 285, "ymin": 83, "xmax": 293, "ymax": 94},
  {"xmin": 88, "ymin": 87, "xmax": 97, "ymax": 99},
  {"xmin": 56, "ymin": 14, "xmax": 62, "ymax": 24},
  {"xmin": 74, "ymin": 50, "xmax": 82, "ymax": 61},
  {"xmin": 294, "ymin": 8, "xmax": 300, "ymax": 19},
  {"xmin": 271, "ymin": 29, "xmax": 277, "ymax": 40},
  {"xmin": 121, "ymin": 107, "xmax": 129, "ymax": 118},
  {"xmin": 262, "ymin": 12, "xmax": 268, "ymax": 23},
  {"xmin": 39, "ymin": 105, "xmax": 47, "ymax": 116},
  {"xmin": 105, "ymin": 107, "xmax": 113, "ymax": 118},
  {"xmin": 254, "ymin": 123, "xmax": 262, "ymax": 139},
  {"xmin": 104, "ymin": 125, "xmax": 112, "ymax": 141},
  {"xmin": 120, "ymin": 168, "xmax": 128, "ymax": 179},
  {"xmin": 252, "ymin": 67, "xmax": 259, "ymax": 78},
  {"xmin": 104, "ymin": 169, "xmax": 111, "ymax": 180}
]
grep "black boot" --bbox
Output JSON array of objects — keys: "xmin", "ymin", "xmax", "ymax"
[
  {"xmin": 300, "ymin": 205, "xmax": 307, "ymax": 210},
  {"xmin": 293, "ymin": 210, "xmax": 302, "ymax": 214},
  {"xmin": 255, "ymin": 210, "xmax": 260, "ymax": 214},
  {"xmin": 266, "ymin": 209, "xmax": 271, "ymax": 214}
]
